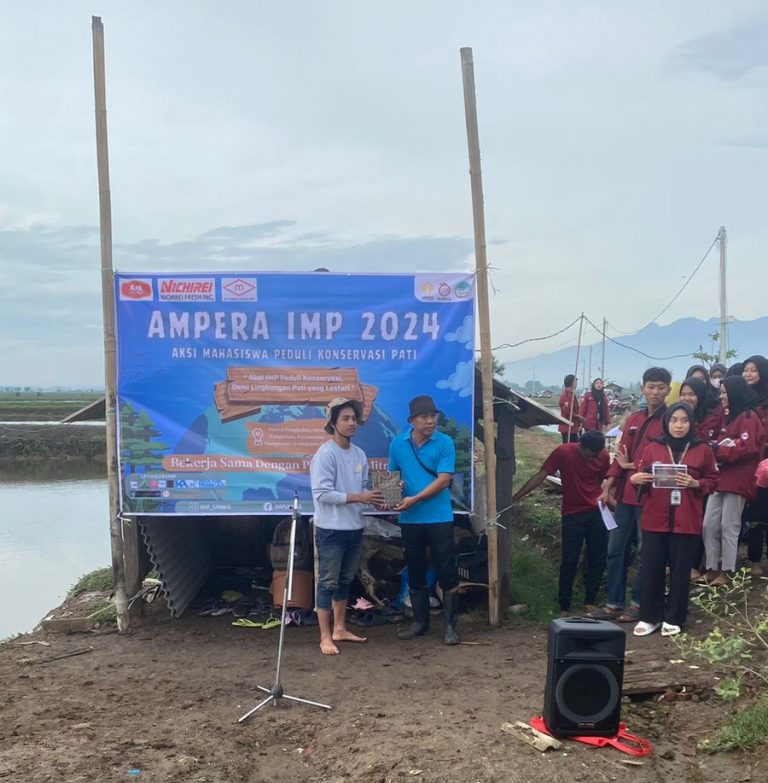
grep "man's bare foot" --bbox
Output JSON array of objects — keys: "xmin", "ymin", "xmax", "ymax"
[
  {"xmin": 320, "ymin": 637, "xmax": 340, "ymax": 655},
  {"xmin": 584, "ymin": 604, "xmax": 599, "ymax": 615},
  {"xmin": 332, "ymin": 628, "xmax": 367, "ymax": 643}
]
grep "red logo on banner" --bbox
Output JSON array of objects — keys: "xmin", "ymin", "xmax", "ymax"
[{"xmin": 120, "ymin": 279, "xmax": 153, "ymax": 300}]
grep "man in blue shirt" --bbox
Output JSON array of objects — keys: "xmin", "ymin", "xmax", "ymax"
[{"xmin": 388, "ymin": 395, "xmax": 460, "ymax": 644}]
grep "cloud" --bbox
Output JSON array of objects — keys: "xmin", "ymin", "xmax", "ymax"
[
  {"xmin": 443, "ymin": 315, "xmax": 474, "ymax": 351},
  {"xmin": 198, "ymin": 222, "xmax": 296, "ymax": 242},
  {"xmin": 672, "ymin": 20, "xmax": 768, "ymax": 80},
  {"xmin": 0, "ymin": 221, "xmax": 473, "ymax": 386},
  {"xmin": 436, "ymin": 359, "xmax": 474, "ymax": 399}
]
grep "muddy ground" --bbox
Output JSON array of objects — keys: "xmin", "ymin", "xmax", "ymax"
[{"xmin": 1, "ymin": 605, "xmax": 765, "ymax": 783}]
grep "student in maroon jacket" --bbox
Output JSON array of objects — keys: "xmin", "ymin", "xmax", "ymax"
[
  {"xmin": 742, "ymin": 355, "xmax": 768, "ymax": 575},
  {"xmin": 678, "ymin": 375, "xmax": 723, "ymax": 581},
  {"xmin": 513, "ymin": 430, "xmax": 610, "ymax": 616},
  {"xmin": 702, "ymin": 376, "xmax": 766, "ymax": 586},
  {"xmin": 594, "ymin": 367, "xmax": 671, "ymax": 622},
  {"xmin": 579, "ymin": 378, "xmax": 611, "ymax": 432},
  {"xmin": 630, "ymin": 403, "xmax": 718, "ymax": 636},
  {"xmin": 558, "ymin": 374, "xmax": 581, "ymax": 444},
  {"xmin": 679, "ymin": 376, "xmax": 723, "ymax": 446}
]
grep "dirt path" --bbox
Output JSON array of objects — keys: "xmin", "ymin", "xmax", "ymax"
[{"xmin": 1, "ymin": 611, "xmax": 761, "ymax": 783}]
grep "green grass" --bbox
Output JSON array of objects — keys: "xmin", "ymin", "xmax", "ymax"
[
  {"xmin": 88, "ymin": 603, "xmax": 118, "ymax": 624},
  {"xmin": 508, "ymin": 532, "xmax": 559, "ymax": 623},
  {"xmin": 68, "ymin": 567, "xmax": 114, "ymax": 597},
  {"xmin": 699, "ymin": 700, "xmax": 768, "ymax": 752}
]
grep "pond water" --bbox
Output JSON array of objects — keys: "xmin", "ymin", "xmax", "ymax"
[{"xmin": 0, "ymin": 462, "xmax": 109, "ymax": 639}]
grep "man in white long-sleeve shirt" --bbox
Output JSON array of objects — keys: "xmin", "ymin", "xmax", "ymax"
[{"xmin": 310, "ymin": 397, "xmax": 384, "ymax": 655}]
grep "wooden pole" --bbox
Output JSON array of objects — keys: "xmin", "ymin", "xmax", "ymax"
[
  {"xmin": 718, "ymin": 226, "xmax": 728, "ymax": 364},
  {"xmin": 92, "ymin": 16, "xmax": 130, "ymax": 632},
  {"xmin": 567, "ymin": 314, "xmax": 585, "ymax": 440},
  {"xmin": 460, "ymin": 48, "xmax": 501, "ymax": 626}
]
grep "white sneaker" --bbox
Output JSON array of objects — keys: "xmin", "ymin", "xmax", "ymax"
[
  {"xmin": 633, "ymin": 621, "xmax": 660, "ymax": 637},
  {"xmin": 661, "ymin": 622, "xmax": 681, "ymax": 636}
]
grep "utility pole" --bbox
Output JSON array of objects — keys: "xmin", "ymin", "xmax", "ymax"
[
  {"xmin": 601, "ymin": 317, "xmax": 607, "ymax": 380},
  {"xmin": 718, "ymin": 226, "xmax": 729, "ymax": 364},
  {"xmin": 460, "ymin": 47, "xmax": 502, "ymax": 625}
]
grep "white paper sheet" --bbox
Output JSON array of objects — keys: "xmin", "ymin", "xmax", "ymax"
[{"xmin": 599, "ymin": 501, "xmax": 617, "ymax": 531}]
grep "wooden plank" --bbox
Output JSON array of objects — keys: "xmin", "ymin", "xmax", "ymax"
[{"xmin": 501, "ymin": 721, "xmax": 562, "ymax": 752}]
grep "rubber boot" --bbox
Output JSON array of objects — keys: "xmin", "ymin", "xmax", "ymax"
[
  {"xmin": 442, "ymin": 590, "xmax": 461, "ymax": 645},
  {"xmin": 398, "ymin": 589, "xmax": 430, "ymax": 640}
]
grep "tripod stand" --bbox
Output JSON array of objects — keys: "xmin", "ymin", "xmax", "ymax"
[{"xmin": 239, "ymin": 494, "xmax": 332, "ymax": 722}]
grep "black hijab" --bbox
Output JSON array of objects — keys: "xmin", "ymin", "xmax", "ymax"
[
  {"xmin": 679, "ymin": 376, "xmax": 712, "ymax": 423},
  {"xmin": 659, "ymin": 402, "xmax": 697, "ymax": 460},
  {"xmin": 710, "ymin": 362, "xmax": 727, "ymax": 380},
  {"xmin": 743, "ymin": 354, "xmax": 768, "ymax": 406},
  {"xmin": 721, "ymin": 375, "xmax": 758, "ymax": 422},
  {"xmin": 591, "ymin": 378, "xmax": 605, "ymax": 409},
  {"xmin": 726, "ymin": 362, "xmax": 744, "ymax": 378},
  {"xmin": 686, "ymin": 364, "xmax": 711, "ymax": 386}
]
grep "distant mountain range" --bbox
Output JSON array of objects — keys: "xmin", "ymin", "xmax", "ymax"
[{"xmin": 502, "ymin": 316, "xmax": 768, "ymax": 389}]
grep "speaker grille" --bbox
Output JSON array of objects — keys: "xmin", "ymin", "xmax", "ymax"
[{"xmin": 555, "ymin": 663, "xmax": 619, "ymax": 726}]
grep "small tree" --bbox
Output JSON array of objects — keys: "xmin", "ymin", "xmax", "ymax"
[
  {"xmin": 475, "ymin": 353, "xmax": 505, "ymax": 379},
  {"xmin": 692, "ymin": 331, "xmax": 737, "ymax": 368}
]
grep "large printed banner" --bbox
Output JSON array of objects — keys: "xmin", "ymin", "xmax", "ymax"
[{"xmin": 114, "ymin": 272, "xmax": 475, "ymax": 515}]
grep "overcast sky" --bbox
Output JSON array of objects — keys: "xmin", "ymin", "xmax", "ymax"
[{"xmin": 2, "ymin": 1, "xmax": 767, "ymax": 387}]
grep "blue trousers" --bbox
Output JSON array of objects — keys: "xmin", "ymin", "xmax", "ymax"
[
  {"xmin": 315, "ymin": 527, "xmax": 363, "ymax": 611},
  {"xmin": 605, "ymin": 502, "xmax": 643, "ymax": 609}
]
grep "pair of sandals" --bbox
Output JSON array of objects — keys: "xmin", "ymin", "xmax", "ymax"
[
  {"xmin": 232, "ymin": 616, "xmax": 282, "ymax": 630},
  {"xmin": 588, "ymin": 606, "xmax": 638, "ymax": 623},
  {"xmin": 633, "ymin": 621, "xmax": 681, "ymax": 637}
]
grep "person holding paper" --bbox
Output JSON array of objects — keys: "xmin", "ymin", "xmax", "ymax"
[
  {"xmin": 513, "ymin": 430, "xmax": 610, "ymax": 616},
  {"xmin": 630, "ymin": 402, "xmax": 718, "ymax": 637},
  {"xmin": 596, "ymin": 367, "xmax": 671, "ymax": 622},
  {"xmin": 702, "ymin": 376, "xmax": 766, "ymax": 586}
]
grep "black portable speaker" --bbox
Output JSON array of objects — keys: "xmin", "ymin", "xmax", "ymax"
[{"xmin": 543, "ymin": 617, "xmax": 625, "ymax": 737}]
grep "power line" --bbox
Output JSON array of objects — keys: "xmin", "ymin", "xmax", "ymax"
[
  {"xmin": 583, "ymin": 315, "xmax": 695, "ymax": 361},
  {"xmin": 489, "ymin": 315, "xmax": 582, "ymax": 352},
  {"xmin": 605, "ymin": 234, "xmax": 719, "ymax": 336}
]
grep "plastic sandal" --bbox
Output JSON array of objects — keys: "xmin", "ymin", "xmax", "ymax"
[
  {"xmin": 232, "ymin": 618, "xmax": 264, "ymax": 628},
  {"xmin": 616, "ymin": 605, "xmax": 640, "ymax": 623},
  {"xmin": 661, "ymin": 622, "xmax": 681, "ymax": 636},
  {"xmin": 353, "ymin": 612, "xmax": 388, "ymax": 627},
  {"xmin": 262, "ymin": 617, "xmax": 282, "ymax": 630},
  {"xmin": 633, "ymin": 621, "xmax": 660, "ymax": 637}
]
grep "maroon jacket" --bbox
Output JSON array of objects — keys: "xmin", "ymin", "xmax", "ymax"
[
  {"xmin": 579, "ymin": 392, "xmax": 610, "ymax": 430},
  {"xmin": 557, "ymin": 389, "xmax": 580, "ymax": 436},
  {"xmin": 755, "ymin": 404, "xmax": 768, "ymax": 457},
  {"xmin": 607, "ymin": 406, "xmax": 666, "ymax": 506},
  {"xmin": 636, "ymin": 441, "xmax": 718, "ymax": 536},
  {"xmin": 714, "ymin": 410, "xmax": 766, "ymax": 499},
  {"xmin": 695, "ymin": 405, "xmax": 723, "ymax": 446}
]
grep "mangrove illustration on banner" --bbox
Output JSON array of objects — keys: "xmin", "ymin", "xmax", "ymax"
[{"xmin": 114, "ymin": 272, "xmax": 475, "ymax": 515}]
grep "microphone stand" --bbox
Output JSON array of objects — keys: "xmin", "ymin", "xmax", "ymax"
[{"xmin": 238, "ymin": 492, "xmax": 332, "ymax": 722}]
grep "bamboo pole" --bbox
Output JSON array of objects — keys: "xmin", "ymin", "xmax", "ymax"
[
  {"xmin": 460, "ymin": 48, "xmax": 501, "ymax": 626},
  {"xmin": 92, "ymin": 16, "xmax": 129, "ymax": 632},
  {"xmin": 567, "ymin": 314, "xmax": 585, "ymax": 441}
]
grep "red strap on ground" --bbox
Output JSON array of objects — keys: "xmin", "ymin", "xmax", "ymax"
[{"xmin": 529, "ymin": 717, "xmax": 653, "ymax": 757}]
